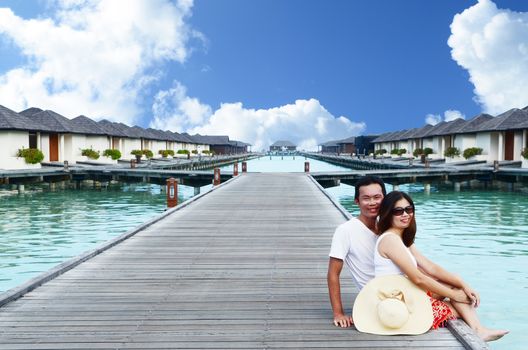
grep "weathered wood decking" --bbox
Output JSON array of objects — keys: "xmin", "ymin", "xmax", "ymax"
[{"xmin": 0, "ymin": 173, "xmax": 470, "ymax": 349}]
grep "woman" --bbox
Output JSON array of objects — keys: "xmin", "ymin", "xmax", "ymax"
[{"xmin": 374, "ymin": 191, "xmax": 508, "ymax": 342}]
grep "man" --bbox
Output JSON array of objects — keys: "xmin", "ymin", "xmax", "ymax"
[{"xmin": 327, "ymin": 176, "xmax": 386, "ymax": 328}]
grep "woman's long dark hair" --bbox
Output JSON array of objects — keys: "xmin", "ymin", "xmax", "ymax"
[{"xmin": 377, "ymin": 191, "xmax": 416, "ymax": 247}]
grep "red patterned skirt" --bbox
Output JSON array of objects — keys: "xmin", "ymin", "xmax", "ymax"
[{"xmin": 427, "ymin": 291, "xmax": 456, "ymax": 329}]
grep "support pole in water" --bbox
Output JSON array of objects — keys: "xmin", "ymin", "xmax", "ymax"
[
  {"xmin": 304, "ymin": 161, "xmax": 310, "ymax": 173},
  {"xmin": 242, "ymin": 162, "xmax": 247, "ymax": 173},
  {"xmin": 166, "ymin": 177, "xmax": 178, "ymax": 208},
  {"xmin": 454, "ymin": 182, "xmax": 461, "ymax": 192},
  {"xmin": 424, "ymin": 183, "xmax": 431, "ymax": 194},
  {"xmin": 194, "ymin": 187, "xmax": 200, "ymax": 196},
  {"xmin": 233, "ymin": 162, "xmax": 238, "ymax": 176},
  {"xmin": 393, "ymin": 184, "xmax": 399, "ymax": 191},
  {"xmin": 130, "ymin": 159, "xmax": 136, "ymax": 169},
  {"xmin": 493, "ymin": 160, "xmax": 499, "ymax": 172},
  {"xmin": 213, "ymin": 168, "xmax": 221, "ymax": 186},
  {"xmin": 18, "ymin": 184, "xmax": 25, "ymax": 194}
]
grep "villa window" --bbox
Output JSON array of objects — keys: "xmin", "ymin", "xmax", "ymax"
[{"xmin": 29, "ymin": 132, "xmax": 37, "ymax": 149}]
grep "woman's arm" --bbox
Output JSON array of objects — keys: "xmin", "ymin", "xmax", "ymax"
[
  {"xmin": 378, "ymin": 234, "xmax": 471, "ymax": 304},
  {"xmin": 410, "ymin": 245, "xmax": 479, "ymax": 307}
]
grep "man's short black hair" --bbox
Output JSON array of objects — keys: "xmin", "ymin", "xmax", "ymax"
[{"xmin": 354, "ymin": 176, "xmax": 386, "ymax": 201}]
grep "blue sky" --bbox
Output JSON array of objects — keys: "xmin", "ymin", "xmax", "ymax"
[{"xmin": 1, "ymin": 0, "xmax": 528, "ymax": 150}]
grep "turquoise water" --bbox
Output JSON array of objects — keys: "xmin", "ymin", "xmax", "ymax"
[
  {"xmin": 220, "ymin": 155, "xmax": 350, "ymax": 172},
  {"xmin": 0, "ymin": 156, "xmax": 525, "ymax": 349},
  {"xmin": 326, "ymin": 183, "xmax": 527, "ymax": 350},
  {"xmin": 0, "ymin": 183, "xmax": 207, "ymax": 293}
]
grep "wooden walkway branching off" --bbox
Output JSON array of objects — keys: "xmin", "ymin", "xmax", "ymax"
[{"xmin": 0, "ymin": 173, "xmax": 469, "ymax": 349}]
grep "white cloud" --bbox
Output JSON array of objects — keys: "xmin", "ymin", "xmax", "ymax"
[
  {"xmin": 425, "ymin": 114, "xmax": 442, "ymax": 126},
  {"xmin": 448, "ymin": 0, "xmax": 528, "ymax": 114},
  {"xmin": 150, "ymin": 82, "xmax": 366, "ymax": 151},
  {"xmin": 425, "ymin": 110, "xmax": 465, "ymax": 125},
  {"xmin": 444, "ymin": 109, "xmax": 465, "ymax": 122},
  {"xmin": 0, "ymin": 0, "xmax": 199, "ymax": 123},
  {"xmin": 150, "ymin": 82, "xmax": 212, "ymax": 132}
]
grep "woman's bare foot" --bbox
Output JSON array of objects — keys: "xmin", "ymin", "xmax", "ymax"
[{"xmin": 476, "ymin": 327, "xmax": 509, "ymax": 342}]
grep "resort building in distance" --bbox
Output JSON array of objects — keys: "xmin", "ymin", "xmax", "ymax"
[
  {"xmin": 0, "ymin": 105, "xmax": 250, "ymax": 170},
  {"xmin": 371, "ymin": 106, "xmax": 528, "ymax": 168},
  {"xmin": 319, "ymin": 135, "xmax": 378, "ymax": 155},
  {"xmin": 269, "ymin": 140, "xmax": 296, "ymax": 152}
]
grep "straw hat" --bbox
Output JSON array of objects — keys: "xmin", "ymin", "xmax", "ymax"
[{"xmin": 353, "ymin": 274, "xmax": 433, "ymax": 335}]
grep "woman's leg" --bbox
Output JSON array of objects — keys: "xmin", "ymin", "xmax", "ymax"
[{"xmin": 444, "ymin": 300, "xmax": 508, "ymax": 342}]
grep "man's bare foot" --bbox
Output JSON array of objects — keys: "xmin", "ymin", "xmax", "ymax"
[{"xmin": 477, "ymin": 328, "xmax": 509, "ymax": 342}]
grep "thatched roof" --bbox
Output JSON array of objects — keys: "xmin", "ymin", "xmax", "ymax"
[
  {"xmin": 270, "ymin": 140, "xmax": 296, "ymax": 147},
  {"xmin": 457, "ymin": 113, "xmax": 494, "ymax": 134},
  {"xmin": 411, "ymin": 124, "xmax": 434, "ymax": 139},
  {"xmin": 25, "ymin": 110, "xmax": 85, "ymax": 134},
  {"xmin": 71, "ymin": 115, "xmax": 107, "ymax": 135},
  {"xmin": 477, "ymin": 108, "xmax": 528, "ymax": 131},
  {"xmin": 19, "ymin": 107, "xmax": 43, "ymax": 117},
  {"xmin": 97, "ymin": 120, "xmax": 129, "ymax": 137},
  {"xmin": 0, "ymin": 105, "xmax": 52, "ymax": 132}
]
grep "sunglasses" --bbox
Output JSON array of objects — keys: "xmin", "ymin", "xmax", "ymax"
[{"xmin": 392, "ymin": 206, "xmax": 415, "ymax": 216}]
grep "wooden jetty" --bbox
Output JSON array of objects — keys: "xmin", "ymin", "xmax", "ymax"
[
  {"xmin": 0, "ymin": 154, "xmax": 255, "ymax": 188},
  {"xmin": 0, "ymin": 173, "xmax": 484, "ymax": 349}
]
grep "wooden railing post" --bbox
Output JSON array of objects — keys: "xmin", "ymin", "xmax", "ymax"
[
  {"xmin": 213, "ymin": 168, "xmax": 221, "ymax": 186},
  {"xmin": 166, "ymin": 177, "xmax": 178, "ymax": 208}
]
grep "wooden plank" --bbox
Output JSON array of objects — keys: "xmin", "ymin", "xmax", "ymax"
[{"xmin": 0, "ymin": 173, "xmax": 471, "ymax": 349}]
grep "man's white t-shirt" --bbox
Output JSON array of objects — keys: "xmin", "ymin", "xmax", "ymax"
[{"xmin": 329, "ymin": 217, "xmax": 377, "ymax": 289}]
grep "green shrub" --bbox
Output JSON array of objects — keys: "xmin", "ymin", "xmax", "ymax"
[
  {"xmin": 374, "ymin": 149, "xmax": 387, "ymax": 156},
  {"xmin": 521, "ymin": 148, "xmax": 528, "ymax": 159},
  {"xmin": 131, "ymin": 149, "xmax": 143, "ymax": 156},
  {"xmin": 202, "ymin": 150, "xmax": 211, "ymax": 155},
  {"xmin": 177, "ymin": 149, "xmax": 190, "ymax": 155},
  {"xmin": 423, "ymin": 147, "xmax": 433, "ymax": 156},
  {"xmin": 81, "ymin": 148, "xmax": 100, "ymax": 159},
  {"xmin": 391, "ymin": 148, "xmax": 406, "ymax": 156},
  {"xmin": 413, "ymin": 148, "xmax": 424, "ymax": 157},
  {"xmin": 16, "ymin": 148, "xmax": 44, "ymax": 164},
  {"xmin": 191, "ymin": 150, "xmax": 198, "ymax": 154},
  {"xmin": 444, "ymin": 147, "xmax": 460, "ymax": 158},
  {"xmin": 462, "ymin": 147, "xmax": 483, "ymax": 160},
  {"xmin": 103, "ymin": 149, "xmax": 121, "ymax": 160},
  {"xmin": 158, "ymin": 149, "xmax": 174, "ymax": 158},
  {"xmin": 142, "ymin": 149, "xmax": 154, "ymax": 158}
]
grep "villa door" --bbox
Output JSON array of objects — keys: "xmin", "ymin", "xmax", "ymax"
[
  {"xmin": 49, "ymin": 134, "xmax": 59, "ymax": 161},
  {"xmin": 505, "ymin": 131, "xmax": 514, "ymax": 161}
]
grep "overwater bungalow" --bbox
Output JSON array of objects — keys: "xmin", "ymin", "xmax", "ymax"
[
  {"xmin": 191, "ymin": 135, "xmax": 246, "ymax": 155},
  {"xmin": 319, "ymin": 137, "xmax": 357, "ymax": 155},
  {"xmin": 373, "ymin": 107, "xmax": 528, "ymax": 167},
  {"xmin": 270, "ymin": 140, "xmax": 296, "ymax": 152},
  {"xmin": 0, "ymin": 105, "xmax": 53, "ymax": 169},
  {"xmin": 230, "ymin": 140, "xmax": 251, "ymax": 154},
  {"xmin": 319, "ymin": 140, "xmax": 339, "ymax": 154},
  {"xmin": 0, "ymin": 104, "xmax": 251, "ymax": 170},
  {"xmin": 20, "ymin": 108, "xmax": 115, "ymax": 164}
]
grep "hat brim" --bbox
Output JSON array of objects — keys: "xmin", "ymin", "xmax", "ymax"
[{"xmin": 353, "ymin": 274, "xmax": 433, "ymax": 335}]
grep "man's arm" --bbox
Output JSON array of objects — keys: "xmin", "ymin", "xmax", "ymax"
[{"xmin": 327, "ymin": 257, "xmax": 353, "ymax": 328}]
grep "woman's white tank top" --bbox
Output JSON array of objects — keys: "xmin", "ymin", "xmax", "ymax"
[{"xmin": 374, "ymin": 232, "xmax": 417, "ymax": 277}]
